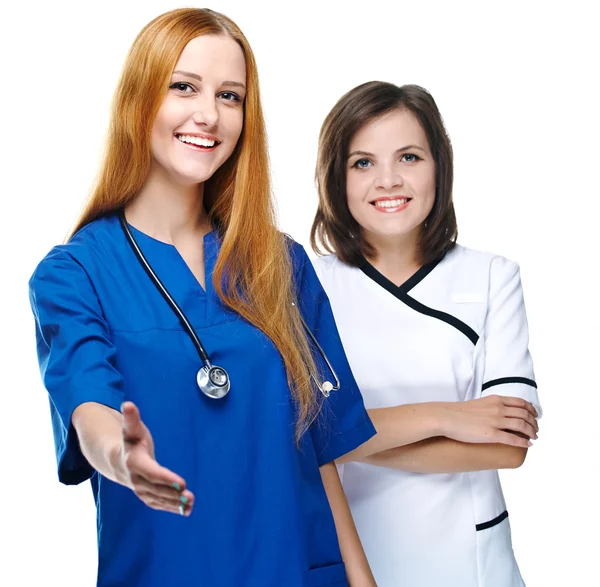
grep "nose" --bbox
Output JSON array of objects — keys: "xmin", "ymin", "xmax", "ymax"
[
  {"xmin": 374, "ymin": 163, "xmax": 403, "ymax": 190},
  {"xmin": 191, "ymin": 95, "xmax": 219, "ymax": 128}
]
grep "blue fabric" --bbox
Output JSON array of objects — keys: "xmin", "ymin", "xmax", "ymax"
[{"xmin": 29, "ymin": 214, "xmax": 375, "ymax": 587}]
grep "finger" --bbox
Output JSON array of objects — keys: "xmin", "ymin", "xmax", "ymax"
[
  {"xmin": 500, "ymin": 416, "xmax": 537, "ymax": 440},
  {"xmin": 131, "ymin": 474, "xmax": 195, "ymax": 506},
  {"xmin": 136, "ymin": 492, "xmax": 194, "ymax": 516},
  {"xmin": 121, "ymin": 402, "xmax": 145, "ymax": 443},
  {"xmin": 494, "ymin": 430, "xmax": 532, "ymax": 448},
  {"xmin": 504, "ymin": 408, "xmax": 539, "ymax": 432},
  {"xmin": 498, "ymin": 396, "xmax": 538, "ymax": 419},
  {"xmin": 125, "ymin": 449, "xmax": 188, "ymax": 492},
  {"xmin": 140, "ymin": 494, "xmax": 188, "ymax": 515}
]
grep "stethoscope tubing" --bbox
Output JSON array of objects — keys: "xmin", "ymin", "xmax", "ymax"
[
  {"xmin": 118, "ymin": 210, "xmax": 340, "ymax": 396},
  {"xmin": 119, "ymin": 212, "xmax": 212, "ymax": 365}
]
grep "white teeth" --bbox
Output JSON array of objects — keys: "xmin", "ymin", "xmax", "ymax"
[
  {"xmin": 177, "ymin": 134, "xmax": 216, "ymax": 147},
  {"xmin": 374, "ymin": 198, "xmax": 408, "ymax": 208}
]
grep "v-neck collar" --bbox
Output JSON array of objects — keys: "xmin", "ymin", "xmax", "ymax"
[
  {"xmin": 125, "ymin": 220, "xmax": 219, "ymax": 295},
  {"xmin": 358, "ymin": 254, "xmax": 444, "ymax": 295},
  {"xmin": 356, "ymin": 251, "xmax": 479, "ymax": 345}
]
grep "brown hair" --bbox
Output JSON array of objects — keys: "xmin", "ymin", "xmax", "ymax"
[
  {"xmin": 69, "ymin": 8, "xmax": 320, "ymax": 440},
  {"xmin": 311, "ymin": 81, "xmax": 457, "ymax": 266}
]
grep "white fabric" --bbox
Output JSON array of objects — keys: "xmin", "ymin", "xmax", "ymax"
[{"xmin": 313, "ymin": 244, "xmax": 540, "ymax": 587}]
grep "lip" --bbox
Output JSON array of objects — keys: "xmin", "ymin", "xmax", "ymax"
[
  {"xmin": 369, "ymin": 196, "xmax": 411, "ymax": 204},
  {"xmin": 174, "ymin": 132, "xmax": 221, "ymax": 152},
  {"xmin": 174, "ymin": 131, "xmax": 220, "ymax": 142},
  {"xmin": 369, "ymin": 195, "xmax": 412, "ymax": 214}
]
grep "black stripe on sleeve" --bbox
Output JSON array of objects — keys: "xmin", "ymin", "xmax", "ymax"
[
  {"xmin": 482, "ymin": 377, "xmax": 537, "ymax": 392},
  {"xmin": 476, "ymin": 510, "xmax": 509, "ymax": 531}
]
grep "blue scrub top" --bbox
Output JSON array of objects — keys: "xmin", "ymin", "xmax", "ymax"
[{"xmin": 29, "ymin": 213, "xmax": 375, "ymax": 587}]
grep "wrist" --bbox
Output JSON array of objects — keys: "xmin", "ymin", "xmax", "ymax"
[
  {"xmin": 106, "ymin": 439, "xmax": 130, "ymax": 487},
  {"xmin": 427, "ymin": 402, "xmax": 452, "ymax": 437}
]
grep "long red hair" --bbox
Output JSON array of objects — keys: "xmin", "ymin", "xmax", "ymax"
[{"xmin": 70, "ymin": 8, "xmax": 320, "ymax": 439}]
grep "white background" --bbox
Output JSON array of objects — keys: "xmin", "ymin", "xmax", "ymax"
[{"xmin": 1, "ymin": 0, "xmax": 598, "ymax": 585}]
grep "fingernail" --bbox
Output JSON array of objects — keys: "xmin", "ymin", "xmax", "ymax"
[
  {"xmin": 180, "ymin": 495, "xmax": 189, "ymax": 505},
  {"xmin": 178, "ymin": 504, "xmax": 185, "ymax": 516},
  {"xmin": 527, "ymin": 440, "xmax": 533, "ymax": 447},
  {"xmin": 172, "ymin": 482, "xmax": 181, "ymax": 492}
]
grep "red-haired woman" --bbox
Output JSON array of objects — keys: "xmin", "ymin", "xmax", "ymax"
[{"xmin": 28, "ymin": 9, "xmax": 376, "ymax": 587}]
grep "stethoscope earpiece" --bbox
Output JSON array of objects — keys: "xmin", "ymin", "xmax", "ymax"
[{"xmin": 320, "ymin": 381, "xmax": 333, "ymax": 397}]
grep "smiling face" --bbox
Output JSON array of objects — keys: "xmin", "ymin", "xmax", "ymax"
[
  {"xmin": 149, "ymin": 34, "xmax": 247, "ymax": 186},
  {"xmin": 346, "ymin": 108, "xmax": 436, "ymax": 251}
]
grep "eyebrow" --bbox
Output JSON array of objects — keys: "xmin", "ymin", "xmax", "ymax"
[
  {"xmin": 348, "ymin": 144, "xmax": 427, "ymax": 158},
  {"xmin": 172, "ymin": 70, "xmax": 246, "ymax": 90}
]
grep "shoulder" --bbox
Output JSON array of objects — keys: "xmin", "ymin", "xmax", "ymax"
[
  {"xmin": 310, "ymin": 252, "xmax": 359, "ymax": 285},
  {"xmin": 442, "ymin": 244, "xmax": 520, "ymax": 283},
  {"xmin": 283, "ymin": 236, "xmax": 313, "ymax": 283},
  {"xmin": 283, "ymin": 237, "xmax": 344, "ymax": 279},
  {"xmin": 30, "ymin": 215, "xmax": 119, "ymax": 287},
  {"xmin": 310, "ymin": 253, "xmax": 338, "ymax": 278}
]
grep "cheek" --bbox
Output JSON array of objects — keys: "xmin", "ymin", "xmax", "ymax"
[
  {"xmin": 149, "ymin": 126, "xmax": 168, "ymax": 163},
  {"xmin": 150, "ymin": 106, "xmax": 177, "ymax": 155},
  {"xmin": 425, "ymin": 173, "xmax": 437, "ymax": 210},
  {"xmin": 223, "ymin": 107, "xmax": 244, "ymax": 140},
  {"xmin": 345, "ymin": 172, "xmax": 367, "ymax": 208},
  {"xmin": 416, "ymin": 167, "xmax": 437, "ymax": 212}
]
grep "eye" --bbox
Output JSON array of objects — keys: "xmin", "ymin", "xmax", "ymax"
[
  {"xmin": 401, "ymin": 153, "xmax": 421, "ymax": 163},
  {"xmin": 352, "ymin": 158, "xmax": 372, "ymax": 169},
  {"xmin": 169, "ymin": 82, "xmax": 195, "ymax": 94},
  {"xmin": 219, "ymin": 92, "xmax": 242, "ymax": 102}
]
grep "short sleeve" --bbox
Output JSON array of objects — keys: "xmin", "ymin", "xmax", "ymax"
[
  {"xmin": 479, "ymin": 257, "xmax": 542, "ymax": 417},
  {"xmin": 290, "ymin": 243, "xmax": 376, "ymax": 466},
  {"xmin": 29, "ymin": 249, "xmax": 124, "ymax": 484}
]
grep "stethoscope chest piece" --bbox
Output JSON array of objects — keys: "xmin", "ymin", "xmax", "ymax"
[
  {"xmin": 197, "ymin": 364, "xmax": 230, "ymax": 399},
  {"xmin": 119, "ymin": 212, "xmax": 338, "ymax": 401}
]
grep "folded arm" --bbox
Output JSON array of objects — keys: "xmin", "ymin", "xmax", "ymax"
[
  {"xmin": 364, "ymin": 436, "xmax": 527, "ymax": 473},
  {"xmin": 337, "ymin": 395, "xmax": 538, "ymax": 473}
]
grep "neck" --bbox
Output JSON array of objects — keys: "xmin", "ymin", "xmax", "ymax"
[
  {"xmin": 125, "ymin": 165, "xmax": 210, "ymax": 244},
  {"xmin": 363, "ymin": 228, "xmax": 422, "ymax": 286}
]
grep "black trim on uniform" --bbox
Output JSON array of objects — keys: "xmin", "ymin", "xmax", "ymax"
[
  {"xmin": 476, "ymin": 510, "xmax": 509, "ymax": 531},
  {"xmin": 482, "ymin": 377, "xmax": 537, "ymax": 392},
  {"xmin": 359, "ymin": 258, "xmax": 480, "ymax": 345},
  {"xmin": 400, "ymin": 256, "xmax": 444, "ymax": 293}
]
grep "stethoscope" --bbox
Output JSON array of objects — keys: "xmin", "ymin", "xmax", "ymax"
[{"xmin": 118, "ymin": 211, "xmax": 340, "ymax": 400}]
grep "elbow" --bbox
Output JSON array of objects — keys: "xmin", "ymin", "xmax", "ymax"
[{"xmin": 504, "ymin": 447, "xmax": 528, "ymax": 469}]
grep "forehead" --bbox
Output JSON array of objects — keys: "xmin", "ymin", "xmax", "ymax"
[
  {"xmin": 350, "ymin": 109, "xmax": 427, "ymax": 149},
  {"xmin": 174, "ymin": 34, "xmax": 246, "ymax": 81}
]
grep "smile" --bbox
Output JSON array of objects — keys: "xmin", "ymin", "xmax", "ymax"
[
  {"xmin": 175, "ymin": 133, "xmax": 220, "ymax": 150},
  {"xmin": 370, "ymin": 197, "xmax": 412, "ymax": 213}
]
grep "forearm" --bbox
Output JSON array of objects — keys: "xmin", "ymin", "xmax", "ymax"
[
  {"xmin": 320, "ymin": 462, "xmax": 376, "ymax": 586},
  {"xmin": 337, "ymin": 403, "xmax": 444, "ymax": 463},
  {"xmin": 71, "ymin": 401, "xmax": 128, "ymax": 486},
  {"xmin": 363, "ymin": 436, "xmax": 528, "ymax": 473}
]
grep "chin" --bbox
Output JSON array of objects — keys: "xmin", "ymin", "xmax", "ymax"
[
  {"xmin": 172, "ymin": 167, "xmax": 216, "ymax": 186},
  {"xmin": 368, "ymin": 222, "xmax": 422, "ymax": 240}
]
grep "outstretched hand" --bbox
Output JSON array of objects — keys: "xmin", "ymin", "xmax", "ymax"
[{"xmin": 120, "ymin": 401, "xmax": 194, "ymax": 516}]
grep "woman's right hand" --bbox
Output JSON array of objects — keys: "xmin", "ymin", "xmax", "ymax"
[
  {"xmin": 119, "ymin": 401, "xmax": 195, "ymax": 516},
  {"xmin": 437, "ymin": 395, "xmax": 539, "ymax": 448}
]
